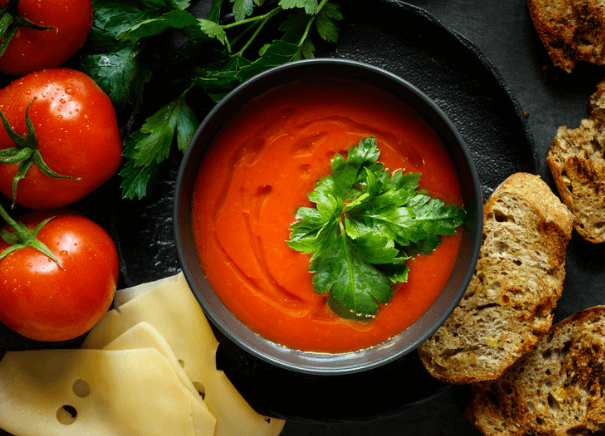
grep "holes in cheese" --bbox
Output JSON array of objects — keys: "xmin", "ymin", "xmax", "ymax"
[
  {"xmin": 0, "ymin": 349, "xmax": 217, "ymax": 436},
  {"xmin": 81, "ymin": 273, "xmax": 285, "ymax": 436},
  {"xmin": 194, "ymin": 381, "xmax": 207, "ymax": 400},
  {"xmin": 73, "ymin": 379, "xmax": 90, "ymax": 398},
  {"xmin": 57, "ymin": 405, "xmax": 77, "ymax": 425}
]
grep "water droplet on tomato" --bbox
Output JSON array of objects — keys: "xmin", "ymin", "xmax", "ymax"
[
  {"xmin": 24, "ymin": 90, "xmax": 31, "ymax": 95},
  {"xmin": 60, "ymin": 250, "xmax": 68, "ymax": 256},
  {"xmin": 60, "ymin": 98, "xmax": 66, "ymax": 104},
  {"xmin": 65, "ymin": 88, "xmax": 74, "ymax": 95}
]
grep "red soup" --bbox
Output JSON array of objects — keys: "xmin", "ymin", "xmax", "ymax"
[{"xmin": 191, "ymin": 78, "xmax": 464, "ymax": 353}]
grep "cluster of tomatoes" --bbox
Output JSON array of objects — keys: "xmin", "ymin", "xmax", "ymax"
[{"xmin": 0, "ymin": 0, "xmax": 122, "ymax": 342}]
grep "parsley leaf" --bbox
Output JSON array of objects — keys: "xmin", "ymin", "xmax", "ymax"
[
  {"xmin": 287, "ymin": 137, "xmax": 466, "ymax": 318},
  {"xmin": 119, "ymin": 90, "xmax": 198, "ymax": 199},
  {"xmin": 279, "ymin": 0, "xmax": 319, "ymax": 15},
  {"xmin": 80, "ymin": 32, "xmax": 152, "ymax": 105},
  {"xmin": 81, "ymin": 0, "xmax": 342, "ymax": 199},
  {"xmin": 315, "ymin": 2, "xmax": 342, "ymax": 43}
]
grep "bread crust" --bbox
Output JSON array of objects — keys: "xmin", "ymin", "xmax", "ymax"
[
  {"xmin": 528, "ymin": 0, "xmax": 605, "ymax": 73},
  {"xmin": 418, "ymin": 173, "xmax": 573, "ymax": 384},
  {"xmin": 465, "ymin": 306, "xmax": 605, "ymax": 436},
  {"xmin": 547, "ymin": 80, "xmax": 605, "ymax": 243}
]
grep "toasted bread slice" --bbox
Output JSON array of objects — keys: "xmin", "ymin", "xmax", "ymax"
[
  {"xmin": 547, "ymin": 81, "xmax": 605, "ymax": 243},
  {"xmin": 418, "ymin": 173, "xmax": 573, "ymax": 384},
  {"xmin": 465, "ymin": 306, "xmax": 605, "ymax": 436},
  {"xmin": 528, "ymin": 0, "xmax": 605, "ymax": 73}
]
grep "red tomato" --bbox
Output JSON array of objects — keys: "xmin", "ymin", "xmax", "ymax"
[
  {"xmin": 0, "ymin": 0, "xmax": 93, "ymax": 76},
  {"xmin": 0, "ymin": 209, "xmax": 118, "ymax": 341},
  {"xmin": 0, "ymin": 68, "xmax": 123, "ymax": 209}
]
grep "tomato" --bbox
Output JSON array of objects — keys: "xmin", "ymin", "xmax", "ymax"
[
  {"xmin": 0, "ymin": 0, "xmax": 93, "ymax": 76},
  {"xmin": 0, "ymin": 209, "xmax": 118, "ymax": 341},
  {"xmin": 0, "ymin": 68, "xmax": 123, "ymax": 209}
]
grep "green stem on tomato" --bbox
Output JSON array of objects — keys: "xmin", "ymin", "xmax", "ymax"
[
  {"xmin": 0, "ymin": 202, "xmax": 26, "ymax": 241},
  {"xmin": 0, "ymin": 98, "xmax": 79, "ymax": 208},
  {"xmin": 0, "ymin": 203, "xmax": 63, "ymax": 268},
  {"xmin": 0, "ymin": 0, "xmax": 56, "ymax": 59}
]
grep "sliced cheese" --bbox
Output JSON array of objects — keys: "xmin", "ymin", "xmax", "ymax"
[
  {"xmin": 103, "ymin": 322, "xmax": 202, "ymax": 399},
  {"xmin": 112, "ymin": 275, "xmax": 175, "ymax": 308},
  {"xmin": 82, "ymin": 272, "xmax": 285, "ymax": 436},
  {"xmin": 0, "ymin": 348, "xmax": 216, "ymax": 436}
]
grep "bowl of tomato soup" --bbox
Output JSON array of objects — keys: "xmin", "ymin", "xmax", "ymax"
[{"xmin": 174, "ymin": 58, "xmax": 482, "ymax": 375}]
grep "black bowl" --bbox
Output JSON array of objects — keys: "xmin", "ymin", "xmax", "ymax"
[{"xmin": 174, "ymin": 58, "xmax": 483, "ymax": 375}]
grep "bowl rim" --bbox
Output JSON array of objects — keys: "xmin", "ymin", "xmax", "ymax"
[{"xmin": 174, "ymin": 57, "xmax": 483, "ymax": 375}]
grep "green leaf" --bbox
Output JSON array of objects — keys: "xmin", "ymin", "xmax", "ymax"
[
  {"xmin": 119, "ymin": 94, "xmax": 198, "ymax": 199},
  {"xmin": 287, "ymin": 137, "xmax": 466, "ymax": 318},
  {"xmin": 91, "ymin": 0, "xmax": 166, "ymax": 38},
  {"xmin": 193, "ymin": 52, "xmax": 252, "ymax": 102},
  {"xmin": 119, "ymin": 154, "xmax": 159, "ymax": 200},
  {"xmin": 207, "ymin": 0, "xmax": 226, "ymax": 22},
  {"xmin": 133, "ymin": 96, "xmax": 198, "ymax": 167},
  {"xmin": 279, "ymin": 10, "xmax": 309, "ymax": 44},
  {"xmin": 199, "ymin": 18, "xmax": 228, "ymax": 45},
  {"xmin": 300, "ymin": 38, "xmax": 315, "ymax": 59},
  {"xmin": 331, "ymin": 136, "xmax": 381, "ymax": 200},
  {"xmin": 117, "ymin": 10, "xmax": 201, "ymax": 42},
  {"xmin": 310, "ymin": 231, "xmax": 394, "ymax": 316},
  {"xmin": 237, "ymin": 39, "xmax": 300, "ymax": 82},
  {"xmin": 230, "ymin": 0, "xmax": 263, "ymax": 21},
  {"xmin": 80, "ymin": 43, "xmax": 152, "ymax": 105},
  {"xmin": 315, "ymin": 2, "xmax": 342, "ymax": 43},
  {"xmin": 279, "ymin": 0, "xmax": 319, "ymax": 15}
]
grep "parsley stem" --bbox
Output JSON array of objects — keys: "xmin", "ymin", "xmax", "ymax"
[
  {"xmin": 0, "ymin": 202, "xmax": 26, "ymax": 241},
  {"xmin": 221, "ymin": 6, "xmax": 281, "ymax": 30},
  {"xmin": 235, "ymin": 7, "xmax": 281, "ymax": 57},
  {"xmin": 230, "ymin": 19, "xmax": 262, "ymax": 50},
  {"xmin": 296, "ymin": 0, "xmax": 330, "ymax": 48}
]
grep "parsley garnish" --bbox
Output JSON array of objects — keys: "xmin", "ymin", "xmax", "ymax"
[
  {"xmin": 287, "ymin": 137, "xmax": 466, "ymax": 319},
  {"xmin": 79, "ymin": 0, "xmax": 342, "ymax": 199}
]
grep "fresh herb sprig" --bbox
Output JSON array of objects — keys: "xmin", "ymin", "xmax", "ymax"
[
  {"xmin": 79, "ymin": 0, "xmax": 342, "ymax": 200},
  {"xmin": 287, "ymin": 137, "xmax": 466, "ymax": 320}
]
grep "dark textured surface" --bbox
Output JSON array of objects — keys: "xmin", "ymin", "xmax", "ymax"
[{"xmin": 2, "ymin": 0, "xmax": 605, "ymax": 434}]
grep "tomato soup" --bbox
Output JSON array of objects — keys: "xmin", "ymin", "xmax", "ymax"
[{"xmin": 191, "ymin": 78, "xmax": 464, "ymax": 353}]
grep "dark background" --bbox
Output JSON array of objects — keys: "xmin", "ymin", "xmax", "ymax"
[{"xmin": 1, "ymin": 1, "xmax": 604, "ymax": 435}]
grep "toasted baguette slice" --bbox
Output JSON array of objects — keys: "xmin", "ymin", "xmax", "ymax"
[
  {"xmin": 465, "ymin": 306, "xmax": 605, "ymax": 436},
  {"xmin": 547, "ymin": 80, "xmax": 605, "ymax": 243},
  {"xmin": 418, "ymin": 173, "xmax": 573, "ymax": 384},
  {"xmin": 528, "ymin": 0, "xmax": 605, "ymax": 73}
]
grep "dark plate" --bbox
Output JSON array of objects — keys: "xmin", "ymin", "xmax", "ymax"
[
  {"xmin": 0, "ymin": 0, "xmax": 538, "ymax": 430},
  {"xmin": 112, "ymin": 0, "xmax": 537, "ymax": 423}
]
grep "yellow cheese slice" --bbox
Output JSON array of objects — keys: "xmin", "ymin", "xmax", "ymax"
[
  {"xmin": 112, "ymin": 275, "xmax": 175, "ymax": 307},
  {"xmin": 82, "ymin": 273, "xmax": 285, "ymax": 436},
  {"xmin": 0, "ymin": 348, "xmax": 216, "ymax": 436},
  {"xmin": 103, "ymin": 322, "xmax": 202, "ymax": 399}
]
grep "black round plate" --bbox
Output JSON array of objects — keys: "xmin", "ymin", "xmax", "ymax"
[{"xmin": 0, "ymin": 0, "xmax": 537, "ymax": 429}]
